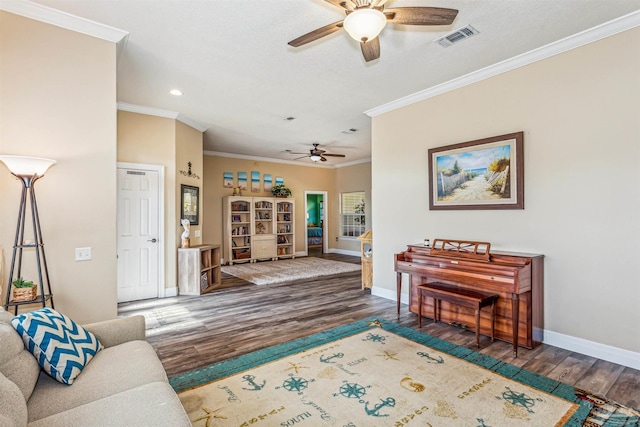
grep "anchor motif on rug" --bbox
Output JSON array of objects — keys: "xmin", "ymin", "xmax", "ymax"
[
  {"xmin": 417, "ymin": 351, "xmax": 445, "ymax": 364},
  {"xmin": 320, "ymin": 352, "xmax": 344, "ymax": 363},
  {"xmin": 333, "ymin": 381, "xmax": 394, "ymax": 418},
  {"xmin": 365, "ymin": 397, "xmax": 396, "ymax": 417},
  {"xmin": 241, "ymin": 374, "xmax": 265, "ymax": 391}
]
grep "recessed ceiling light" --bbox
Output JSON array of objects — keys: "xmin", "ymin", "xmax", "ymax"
[{"xmin": 169, "ymin": 89, "xmax": 183, "ymax": 96}]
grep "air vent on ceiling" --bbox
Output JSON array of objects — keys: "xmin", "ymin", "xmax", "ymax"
[{"xmin": 434, "ymin": 25, "xmax": 479, "ymax": 48}]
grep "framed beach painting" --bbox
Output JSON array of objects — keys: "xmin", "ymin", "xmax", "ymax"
[
  {"xmin": 237, "ymin": 172, "xmax": 248, "ymax": 191},
  {"xmin": 264, "ymin": 174, "xmax": 272, "ymax": 192},
  {"xmin": 428, "ymin": 132, "xmax": 524, "ymax": 210},
  {"xmin": 251, "ymin": 171, "xmax": 260, "ymax": 192},
  {"xmin": 223, "ymin": 172, "xmax": 233, "ymax": 188}
]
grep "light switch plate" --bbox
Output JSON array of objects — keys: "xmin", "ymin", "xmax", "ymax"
[
  {"xmin": 195, "ymin": 230, "xmax": 201, "ymax": 238},
  {"xmin": 75, "ymin": 247, "xmax": 92, "ymax": 261}
]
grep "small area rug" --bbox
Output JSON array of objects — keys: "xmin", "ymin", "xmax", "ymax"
[
  {"xmin": 221, "ymin": 257, "xmax": 361, "ymax": 285},
  {"xmin": 170, "ymin": 319, "xmax": 639, "ymax": 426}
]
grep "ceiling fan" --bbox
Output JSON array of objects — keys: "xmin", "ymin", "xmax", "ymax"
[
  {"xmin": 286, "ymin": 143, "xmax": 346, "ymax": 162},
  {"xmin": 288, "ymin": 0, "xmax": 458, "ymax": 62}
]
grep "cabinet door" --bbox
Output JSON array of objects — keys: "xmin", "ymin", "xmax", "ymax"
[{"xmin": 252, "ymin": 235, "xmax": 276, "ymax": 259}]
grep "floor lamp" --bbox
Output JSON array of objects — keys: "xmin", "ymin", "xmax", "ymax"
[{"xmin": 0, "ymin": 155, "xmax": 56, "ymax": 314}]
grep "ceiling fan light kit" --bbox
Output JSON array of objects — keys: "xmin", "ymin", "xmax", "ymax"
[
  {"xmin": 288, "ymin": 143, "xmax": 347, "ymax": 162},
  {"xmin": 343, "ymin": 8, "xmax": 387, "ymax": 42},
  {"xmin": 288, "ymin": 0, "xmax": 458, "ymax": 62}
]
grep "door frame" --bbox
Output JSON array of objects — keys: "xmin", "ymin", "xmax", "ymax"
[
  {"xmin": 304, "ymin": 190, "xmax": 328, "ymax": 255},
  {"xmin": 116, "ymin": 162, "xmax": 166, "ymax": 298}
]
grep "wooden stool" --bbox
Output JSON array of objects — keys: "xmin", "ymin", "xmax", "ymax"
[{"xmin": 417, "ymin": 282, "xmax": 499, "ymax": 348}]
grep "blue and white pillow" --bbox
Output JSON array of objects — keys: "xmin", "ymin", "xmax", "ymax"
[{"xmin": 11, "ymin": 308, "xmax": 103, "ymax": 385}]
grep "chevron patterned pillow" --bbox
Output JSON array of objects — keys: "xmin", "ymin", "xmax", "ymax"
[{"xmin": 11, "ymin": 308, "xmax": 103, "ymax": 385}]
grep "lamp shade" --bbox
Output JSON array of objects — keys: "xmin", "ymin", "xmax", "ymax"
[
  {"xmin": 343, "ymin": 8, "xmax": 387, "ymax": 42},
  {"xmin": 0, "ymin": 155, "xmax": 56, "ymax": 177}
]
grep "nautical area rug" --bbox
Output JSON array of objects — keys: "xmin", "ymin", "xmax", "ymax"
[
  {"xmin": 221, "ymin": 257, "xmax": 361, "ymax": 285},
  {"xmin": 170, "ymin": 319, "xmax": 639, "ymax": 426}
]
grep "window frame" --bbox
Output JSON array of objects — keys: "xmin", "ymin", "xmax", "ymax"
[{"xmin": 340, "ymin": 191, "xmax": 366, "ymax": 239}]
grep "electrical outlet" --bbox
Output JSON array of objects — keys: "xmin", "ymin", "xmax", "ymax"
[{"xmin": 75, "ymin": 247, "xmax": 92, "ymax": 261}]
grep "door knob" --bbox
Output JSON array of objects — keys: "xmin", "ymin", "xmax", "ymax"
[{"xmin": 148, "ymin": 238, "xmax": 157, "ymax": 243}]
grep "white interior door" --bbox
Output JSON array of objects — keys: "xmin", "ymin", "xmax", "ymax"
[{"xmin": 117, "ymin": 168, "xmax": 160, "ymax": 302}]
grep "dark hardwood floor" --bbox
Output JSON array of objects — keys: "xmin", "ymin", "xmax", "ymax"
[{"xmin": 118, "ymin": 251, "xmax": 639, "ymax": 409}]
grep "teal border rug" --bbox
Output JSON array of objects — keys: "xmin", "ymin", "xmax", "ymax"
[{"xmin": 169, "ymin": 318, "xmax": 638, "ymax": 426}]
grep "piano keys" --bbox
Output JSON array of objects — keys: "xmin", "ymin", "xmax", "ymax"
[{"xmin": 394, "ymin": 241, "xmax": 544, "ymax": 357}]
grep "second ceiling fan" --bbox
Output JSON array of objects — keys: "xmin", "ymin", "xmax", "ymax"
[
  {"xmin": 287, "ymin": 143, "xmax": 346, "ymax": 162},
  {"xmin": 288, "ymin": 0, "xmax": 458, "ymax": 62}
]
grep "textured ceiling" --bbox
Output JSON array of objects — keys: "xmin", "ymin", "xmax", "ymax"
[{"xmin": 30, "ymin": 0, "xmax": 640, "ymax": 165}]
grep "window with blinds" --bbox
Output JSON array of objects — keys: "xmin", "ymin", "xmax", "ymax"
[{"xmin": 340, "ymin": 191, "xmax": 365, "ymax": 238}]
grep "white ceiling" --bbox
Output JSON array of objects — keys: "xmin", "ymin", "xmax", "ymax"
[{"xmin": 24, "ymin": 0, "xmax": 640, "ymax": 165}]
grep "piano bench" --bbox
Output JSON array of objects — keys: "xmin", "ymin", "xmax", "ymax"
[{"xmin": 417, "ymin": 282, "xmax": 499, "ymax": 348}]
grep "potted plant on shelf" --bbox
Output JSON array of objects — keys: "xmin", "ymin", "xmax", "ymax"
[
  {"xmin": 12, "ymin": 277, "xmax": 37, "ymax": 302},
  {"xmin": 271, "ymin": 184, "xmax": 292, "ymax": 198}
]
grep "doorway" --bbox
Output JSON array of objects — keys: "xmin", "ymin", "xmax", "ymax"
[
  {"xmin": 304, "ymin": 191, "xmax": 328, "ymax": 254},
  {"xmin": 116, "ymin": 163, "xmax": 165, "ymax": 302}
]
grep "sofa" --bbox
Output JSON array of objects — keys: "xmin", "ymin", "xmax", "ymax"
[{"xmin": 0, "ymin": 307, "xmax": 191, "ymax": 427}]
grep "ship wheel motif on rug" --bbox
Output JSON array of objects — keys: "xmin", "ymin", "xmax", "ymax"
[
  {"xmin": 496, "ymin": 386, "xmax": 544, "ymax": 414},
  {"xmin": 275, "ymin": 373, "xmax": 315, "ymax": 395}
]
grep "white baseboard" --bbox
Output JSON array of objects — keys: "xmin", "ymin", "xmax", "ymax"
[
  {"xmin": 328, "ymin": 248, "xmax": 360, "ymax": 257},
  {"xmin": 371, "ymin": 287, "xmax": 639, "ymax": 370},
  {"xmin": 543, "ymin": 330, "xmax": 640, "ymax": 370},
  {"xmin": 164, "ymin": 287, "xmax": 178, "ymax": 297}
]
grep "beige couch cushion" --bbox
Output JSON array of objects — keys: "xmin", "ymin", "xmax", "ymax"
[
  {"xmin": 0, "ymin": 371, "xmax": 28, "ymax": 427},
  {"xmin": 27, "ymin": 382, "xmax": 190, "ymax": 427},
  {"xmin": 0, "ymin": 309, "xmax": 40, "ymax": 401},
  {"xmin": 26, "ymin": 340, "xmax": 168, "ymax": 422}
]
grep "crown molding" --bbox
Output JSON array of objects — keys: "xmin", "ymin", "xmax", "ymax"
[
  {"xmin": 203, "ymin": 151, "xmax": 338, "ymax": 168},
  {"xmin": 333, "ymin": 157, "xmax": 371, "ymax": 168},
  {"xmin": 117, "ymin": 102, "xmax": 208, "ymax": 132},
  {"xmin": 365, "ymin": 10, "xmax": 640, "ymax": 117},
  {"xmin": 0, "ymin": 0, "xmax": 128, "ymax": 43}
]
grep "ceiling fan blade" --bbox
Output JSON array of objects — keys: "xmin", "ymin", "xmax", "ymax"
[
  {"xmin": 288, "ymin": 20, "xmax": 344, "ymax": 47},
  {"xmin": 360, "ymin": 37, "xmax": 380, "ymax": 62},
  {"xmin": 385, "ymin": 7, "xmax": 458, "ymax": 26},
  {"xmin": 286, "ymin": 151, "xmax": 309, "ymax": 155},
  {"xmin": 324, "ymin": 0, "xmax": 353, "ymax": 11},
  {"xmin": 293, "ymin": 155, "xmax": 310, "ymax": 160},
  {"xmin": 320, "ymin": 156, "xmax": 328, "ymax": 162},
  {"xmin": 323, "ymin": 153, "xmax": 346, "ymax": 157}
]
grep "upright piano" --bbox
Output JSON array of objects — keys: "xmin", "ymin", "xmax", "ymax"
[{"xmin": 394, "ymin": 240, "xmax": 544, "ymax": 357}]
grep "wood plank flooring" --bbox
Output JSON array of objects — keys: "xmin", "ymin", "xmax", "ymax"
[{"xmin": 118, "ymin": 251, "xmax": 640, "ymax": 409}]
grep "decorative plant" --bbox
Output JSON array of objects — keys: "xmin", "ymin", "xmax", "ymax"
[
  {"xmin": 271, "ymin": 184, "xmax": 292, "ymax": 197},
  {"xmin": 12, "ymin": 277, "xmax": 35, "ymax": 288}
]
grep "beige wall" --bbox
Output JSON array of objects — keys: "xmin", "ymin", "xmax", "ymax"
[
  {"xmin": 372, "ymin": 27, "xmax": 640, "ymax": 353},
  {"xmin": 117, "ymin": 111, "xmax": 203, "ymax": 290},
  {"xmin": 334, "ymin": 162, "xmax": 372, "ymax": 253},
  {"xmin": 175, "ymin": 120, "xmax": 204, "ymax": 247},
  {"xmin": 0, "ymin": 12, "xmax": 118, "ymax": 323}
]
